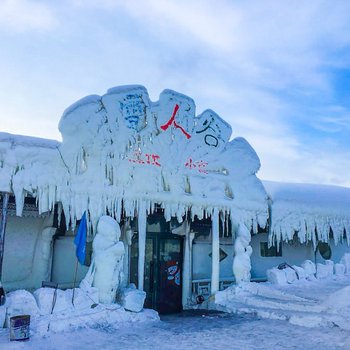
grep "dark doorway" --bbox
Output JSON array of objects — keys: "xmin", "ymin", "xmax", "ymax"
[{"xmin": 130, "ymin": 216, "xmax": 183, "ymax": 314}]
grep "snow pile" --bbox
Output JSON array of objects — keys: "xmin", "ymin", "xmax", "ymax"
[
  {"xmin": 322, "ymin": 285, "xmax": 350, "ymax": 310},
  {"xmin": 316, "ymin": 261, "xmax": 334, "ymax": 279},
  {"xmin": 263, "ymin": 181, "xmax": 350, "ymax": 247},
  {"xmin": 0, "ymin": 85, "xmax": 268, "ymax": 234},
  {"xmin": 4, "ymin": 290, "xmax": 40, "ymax": 326},
  {"xmin": 214, "ymin": 275, "xmax": 350, "ymax": 330},
  {"xmin": 334, "ymin": 263, "xmax": 346, "ymax": 276},
  {"xmin": 301, "ymin": 260, "xmax": 316, "ymax": 279},
  {"xmin": 267, "ymin": 266, "xmax": 300, "ymax": 285},
  {"xmin": 267, "ymin": 255, "xmax": 349, "ymax": 285},
  {"xmin": 117, "ymin": 284, "xmax": 146, "ymax": 312},
  {"xmin": 2, "ymin": 287, "xmax": 158, "ymax": 335},
  {"xmin": 33, "ymin": 287, "xmax": 99, "ymax": 315},
  {"xmin": 340, "ymin": 253, "xmax": 350, "ymax": 273}
]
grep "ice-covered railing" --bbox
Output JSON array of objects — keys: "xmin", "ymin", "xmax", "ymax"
[
  {"xmin": 0, "ymin": 86, "xmax": 269, "ymax": 235},
  {"xmin": 264, "ymin": 181, "xmax": 350, "ymax": 247}
]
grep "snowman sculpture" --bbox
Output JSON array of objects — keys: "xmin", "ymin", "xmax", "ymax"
[{"xmin": 81, "ymin": 215, "xmax": 125, "ymax": 304}]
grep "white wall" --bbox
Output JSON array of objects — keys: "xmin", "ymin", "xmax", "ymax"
[
  {"xmin": 192, "ymin": 234, "xmax": 317, "ymax": 282},
  {"xmin": 192, "ymin": 240, "xmax": 233, "ymax": 280},
  {"xmin": 251, "ymin": 234, "xmax": 350, "ymax": 279},
  {"xmin": 2, "ymin": 215, "xmax": 50, "ymax": 290},
  {"xmin": 51, "ymin": 236, "xmax": 89, "ymax": 288},
  {"xmin": 2, "ymin": 216, "xmax": 89, "ymax": 291},
  {"xmin": 251, "ymin": 233, "xmax": 313, "ymax": 279},
  {"xmin": 315, "ymin": 239, "xmax": 350, "ymax": 264}
]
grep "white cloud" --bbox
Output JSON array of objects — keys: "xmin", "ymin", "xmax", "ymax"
[
  {"xmin": 260, "ymin": 146, "xmax": 350, "ymax": 188},
  {"xmin": 311, "ymin": 110, "xmax": 350, "ymax": 133},
  {"xmin": 0, "ymin": 0, "xmax": 58, "ymax": 32},
  {"xmin": 0, "ymin": 0, "xmax": 349, "ymax": 186}
]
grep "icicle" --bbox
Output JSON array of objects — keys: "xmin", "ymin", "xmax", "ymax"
[
  {"xmin": 230, "ymin": 210, "xmax": 236, "ymax": 243},
  {"xmin": 57, "ymin": 202, "xmax": 63, "ymax": 227},
  {"xmin": 115, "ymin": 198, "xmax": 122, "ymax": 222},
  {"xmin": 184, "ymin": 176, "xmax": 191, "ymax": 194},
  {"xmin": 219, "ymin": 211, "xmax": 224, "ymax": 237},
  {"xmin": 225, "ymin": 212, "xmax": 229, "ymax": 238},
  {"xmin": 48, "ymin": 185, "xmax": 56, "ymax": 212},
  {"xmin": 14, "ymin": 187, "xmax": 25, "ymax": 217}
]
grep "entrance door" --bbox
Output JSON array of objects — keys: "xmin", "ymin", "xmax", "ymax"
[{"xmin": 130, "ymin": 233, "xmax": 183, "ymax": 314}]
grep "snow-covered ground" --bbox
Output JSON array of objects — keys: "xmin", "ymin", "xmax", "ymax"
[
  {"xmin": 1, "ymin": 276, "xmax": 350, "ymax": 349},
  {"xmin": 0, "ymin": 309, "xmax": 349, "ymax": 350}
]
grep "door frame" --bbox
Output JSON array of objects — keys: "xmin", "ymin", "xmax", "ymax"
[{"xmin": 130, "ymin": 229, "xmax": 184, "ymax": 313}]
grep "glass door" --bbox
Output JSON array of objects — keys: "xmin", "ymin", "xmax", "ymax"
[
  {"xmin": 157, "ymin": 237, "xmax": 182, "ymax": 313},
  {"xmin": 130, "ymin": 231, "xmax": 183, "ymax": 314}
]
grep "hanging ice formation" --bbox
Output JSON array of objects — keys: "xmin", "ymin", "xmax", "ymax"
[
  {"xmin": 1, "ymin": 85, "xmax": 350, "ymax": 248},
  {"xmin": 0, "ymin": 85, "xmax": 268, "ymax": 237},
  {"xmin": 264, "ymin": 181, "xmax": 350, "ymax": 249}
]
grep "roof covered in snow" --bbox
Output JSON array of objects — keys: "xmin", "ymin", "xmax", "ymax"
[
  {"xmin": 263, "ymin": 181, "xmax": 350, "ymax": 247},
  {"xmin": 0, "ymin": 132, "xmax": 63, "ymax": 216},
  {"xmin": 0, "ymin": 86, "xmax": 268, "ymax": 232}
]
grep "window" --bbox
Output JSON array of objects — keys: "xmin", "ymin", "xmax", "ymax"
[
  {"xmin": 260, "ymin": 242, "xmax": 282, "ymax": 257},
  {"xmin": 318, "ymin": 242, "xmax": 332, "ymax": 260}
]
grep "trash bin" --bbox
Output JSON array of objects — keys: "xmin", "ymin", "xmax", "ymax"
[{"xmin": 9, "ymin": 315, "xmax": 30, "ymax": 341}]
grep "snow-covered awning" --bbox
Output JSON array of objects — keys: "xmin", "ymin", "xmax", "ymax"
[
  {"xmin": 263, "ymin": 180, "xmax": 350, "ymax": 247},
  {"xmin": 0, "ymin": 86, "xmax": 268, "ymax": 233},
  {"xmin": 0, "ymin": 132, "xmax": 64, "ymax": 215}
]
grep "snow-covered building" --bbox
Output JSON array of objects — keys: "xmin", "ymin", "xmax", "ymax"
[{"xmin": 0, "ymin": 85, "xmax": 349, "ymax": 314}]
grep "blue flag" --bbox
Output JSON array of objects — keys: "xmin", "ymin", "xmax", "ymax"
[{"xmin": 74, "ymin": 212, "xmax": 87, "ymax": 265}]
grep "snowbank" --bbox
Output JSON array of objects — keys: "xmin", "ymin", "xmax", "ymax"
[
  {"xmin": 266, "ymin": 254, "xmax": 349, "ymax": 285},
  {"xmin": 214, "ymin": 275, "xmax": 350, "ymax": 330},
  {"xmin": 2, "ymin": 287, "xmax": 158, "ymax": 335}
]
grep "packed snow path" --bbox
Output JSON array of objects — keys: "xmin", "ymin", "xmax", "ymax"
[{"xmin": 1, "ymin": 310, "xmax": 349, "ymax": 350}]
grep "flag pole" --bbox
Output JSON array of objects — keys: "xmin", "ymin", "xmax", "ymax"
[
  {"xmin": 72, "ymin": 257, "xmax": 79, "ymax": 306},
  {"xmin": 72, "ymin": 211, "xmax": 87, "ymax": 306}
]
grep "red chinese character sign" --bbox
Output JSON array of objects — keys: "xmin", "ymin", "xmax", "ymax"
[
  {"xmin": 59, "ymin": 85, "xmax": 264, "ymax": 212},
  {"xmin": 160, "ymin": 104, "xmax": 191, "ymax": 140}
]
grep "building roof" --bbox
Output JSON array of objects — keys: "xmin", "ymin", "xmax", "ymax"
[{"xmin": 263, "ymin": 180, "xmax": 350, "ymax": 247}]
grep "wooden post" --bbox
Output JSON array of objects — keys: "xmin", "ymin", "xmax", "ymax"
[{"xmin": 0, "ymin": 192, "xmax": 10, "ymax": 281}]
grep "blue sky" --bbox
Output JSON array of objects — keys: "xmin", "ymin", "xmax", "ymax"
[{"xmin": 0, "ymin": 0, "xmax": 349, "ymax": 186}]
